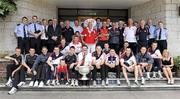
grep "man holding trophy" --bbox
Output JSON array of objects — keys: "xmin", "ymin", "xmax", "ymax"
[{"xmin": 76, "ymin": 45, "xmax": 93, "ymax": 86}]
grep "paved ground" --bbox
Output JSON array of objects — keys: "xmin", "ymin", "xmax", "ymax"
[{"xmin": 0, "ymin": 91, "xmax": 180, "ymax": 99}]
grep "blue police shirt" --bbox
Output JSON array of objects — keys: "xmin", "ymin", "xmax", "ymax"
[
  {"xmin": 14, "ymin": 23, "xmax": 28, "ymax": 38},
  {"xmin": 28, "ymin": 22, "xmax": 42, "ymax": 37}
]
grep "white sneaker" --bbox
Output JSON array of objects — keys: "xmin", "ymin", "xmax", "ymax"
[
  {"xmin": 158, "ymin": 71, "xmax": 163, "ymax": 79},
  {"xmin": 170, "ymin": 78, "xmax": 174, "ymax": 85},
  {"xmin": 117, "ymin": 79, "xmax": 121, "ymax": 86},
  {"xmin": 141, "ymin": 77, "xmax": 145, "ymax": 85},
  {"xmin": 101, "ymin": 80, "xmax": 105, "ymax": 86},
  {"xmin": 71, "ymin": 79, "xmax": 74, "ymax": 86},
  {"xmin": 146, "ymin": 72, "xmax": 150, "ymax": 80},
  {"xmin": 5, "ymin": 78, "xmax": 12, "ymax": 87},
  {"xmin": 106, "ymin": 79, "xmax": 109, "ymax": 86},
  {"xmin": 29, "ymin": 81, "xmax": 34, "ymax": 87},
  {"xmin": 34, "ymin": 81, "xmax": 39, "ymax": 87},
  {"xmin": 74, "ymin": 80, "xmax": 78, "ymax": 86},
  {"xmin": 56, "ymin": 80, "xmax": 60, "ymax": 86},
  {"xmin": 38, "ymin": 81, "xmax": 44, "ymax": 87},
  {"xmin": 135, "ymin": 80, "xmax": 140, "ymax": 87},
  {"xmin": 51, "ymin": 80, "xmax": 56, "ymax": 86},
  {"xmin": 152, "ymin": 72, "xmax": 156, "ymax": 78},
  {"xmin": 8, "ymin": 87, "xmax": 17, "ymax": 95},
  {"xmin": 93, "ymin": 80, "xmax": 97, "ymax": 86},
  {"xmin": 168, "ymin": 79, "xmax": 171, "ymax": 84},
  {"xmin": 46, "ymin": 80, "xmax": 50, "ymax": 86},
  {"xmin": 17, "ymin": 82, "xmax": 25, "ymax": 87}
]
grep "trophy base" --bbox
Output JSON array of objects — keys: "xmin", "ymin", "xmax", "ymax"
[{"xmin": 79, "ymin": 77, "xmax": 89, "ymax": 81}]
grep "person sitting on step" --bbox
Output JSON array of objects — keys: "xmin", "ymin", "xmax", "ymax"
[
  {"xmin": 136, "ymin": 47, "xmax": 154, "ymax": 85},
  {"xmin": 148, "ymin": 42, "xmax": 163, "ymax": 79},
  {"xmin": 120, "ymin": 47, "xmax": 140, "ymax": 87},
  {"xmin": 104, "ymin": 49, "xmax": 121, "ymax": 86},
  {"xmin": 161, "ymin": 49, "xmax": 174, "ymax": 85}
]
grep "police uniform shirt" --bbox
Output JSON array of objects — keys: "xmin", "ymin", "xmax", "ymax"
[
  {"xmin": 28, "ymin": 22, "xmax": 43, "ymax": 38},
  {"xmin": 155, "ymin": 28, "xmax": 168, "ymax": 40},
  {"xmin": 14, "ymin": 23, "xmax": 28, "ymax": 38},
  {"xmin": 146, "ymin": 24, "xmax": 156, "ymax": 39}
]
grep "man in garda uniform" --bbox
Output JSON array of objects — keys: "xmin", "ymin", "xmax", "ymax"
[
  {"xmin": 146, "ymin": 19, "xmax": 156, "ymax": 47},
  {"xmin": 28, "ymin": 15, "xmax": 43, "ymax": 54},
  {"xmin": 155, "ymin": 21, "xmax": 168, "ymax": 53},
  {"xmin": 14, "ymin": 17, "xmax": 29, "ymax": 54}
]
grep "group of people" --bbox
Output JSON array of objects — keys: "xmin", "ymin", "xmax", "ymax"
[{"xmin": 4, "ymin": 16, "xmax": 174, "ymax": 95}]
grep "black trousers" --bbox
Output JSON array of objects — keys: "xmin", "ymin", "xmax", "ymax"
[
  {"xmin": 30, "ymin": 38, "xmax": 41, "ymax": 54},
  {"xmin": 17, "ymin": 37, "xmax": 29, "ymax": 54},
  {"xmin": 35, "ymin": 64, "xmax": 48, "ymax": 82},
  {"xmin": 58, "ymin": 72, "xmax": 68, "ymax": 81},
  {"xmin": 41, "ymin": 40, "xmax": 48, "ymax": 49},
  {"xmin": 129, "ymin": 42, "xmax": 137, "ymax": 55},
  {"xmin": 153, "ymin": 59, "xmax": 162, "ymax": 72},
  {"xmin": 68, "ymin": 66, "xmax": 78, "ymax": 80},
  {"xmin": 157, "ymin": 40, "xmax": 167, "ymax": 53},
  {"xmin": 12, "ymin": 70, "xmax": 23, "ymax": 88},
  {"xmin": 148, "ymin": 38, "xmax": 156, "ymax": 47},
  {"xmin": 137, "ymin": 41, "xmax": 148, "ymax": 52},
  {"xmin": 92, "ymin": 65, "xmax": 106, "ymax": 81},
  {"xmin": 109, "ymin": 43, "xmax": 120, "ymax": 54},
  {"xmin": 6, "ymin": 64, "xmax": 19, "ymax": 80},
  {"xmin": 48, "ymin": 39, "xmax": 59, "ymax": 53},
  {"xmin": 97, "ymin": 40, "xmax": 108, "ymax": 49},
  {"xmin": 105, "ymin": 65, "xmax": 120, "ymax": 79}
]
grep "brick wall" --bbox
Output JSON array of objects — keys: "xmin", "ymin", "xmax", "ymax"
[
  {"xmin": 0, "ymin": 0, "xmax": 57, "ymax": 54},
  {"xmin": 130, "ymin": 0, "xmax": 180, "ymax": 56}
]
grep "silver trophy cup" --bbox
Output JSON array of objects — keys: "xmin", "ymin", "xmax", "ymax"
[{"xmin": 78, "ymin": 66, "xmax": 90, "ymax": 80}]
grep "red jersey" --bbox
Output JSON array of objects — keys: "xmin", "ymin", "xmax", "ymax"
[
  {"xmin": 98, "ymin": 27, "xmax": 109, "ymax": 41},
  {"xmin": 57, "ymin": 65, "xmax": 68, "ymax": 73},
  {"xmin": 81, "ymin": 28, "xmax": 98, "ymax": 44}
]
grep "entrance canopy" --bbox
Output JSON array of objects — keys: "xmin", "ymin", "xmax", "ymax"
[{"xmin": 48, "ymin": 0, "xmax": 150, "ymax": 9}]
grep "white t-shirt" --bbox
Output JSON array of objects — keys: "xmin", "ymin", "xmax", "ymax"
[
  {"xmin": 123, "ymin": 26, "xmax": 137, "ymax": 43},
  {"xmin": 73, "ymin": 26, "xmax": 83, "ymax": 33},
  {"xmin": 120, "ymin": 56, "xmax": 136, "ymax": 66},
  {"xmin": 68, "ymin": 42, "xmax": 82, "ymax": 54},
  {"xmin": 78, "ymin": 52, "xmax": 92, "ymax": 66}
]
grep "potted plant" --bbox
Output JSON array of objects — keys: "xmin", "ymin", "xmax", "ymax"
[
  {"xmin": 0, "ymin": 0, "xmax": 17, "ymax": 19},
  {"xmin": 174, "ymin": 56, "xmax": 180, "ymax": 77}
]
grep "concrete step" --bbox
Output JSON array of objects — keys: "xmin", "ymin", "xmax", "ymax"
[{"xmin": 1, "ymin": 83, "xmax": 180, "ymax": 91}]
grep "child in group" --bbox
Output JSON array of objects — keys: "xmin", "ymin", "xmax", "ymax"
[{"xmin": 57, "ymin": 59, "xmax": 68, "ymax": 85}]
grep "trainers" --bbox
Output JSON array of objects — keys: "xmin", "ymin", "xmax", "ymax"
[
  {"xmin": 170, "ymin": 79, "xmax": 174, "ymax": 85},
  {"xmin": 5, "ymin": 78, "xmax": 12, "ymax": 87},
  {"xmin": 106, "ymin": 79, "xmax": 109, "ymax": 86},
  {"xmin": 101, "ymin": 80, "xmax": 105, "ymax": 86},
  {"xmin": 34, "ymin": 81, "xmax": 39, "ymax": 87},
  {"xmin": 117, "ymin": 79, "xmax": 121, "ymax": 86},
  {"xmin": 17, "ymin": 82, "xmax": 25, "ymax": 87},
  {"xmin": 29, "ymin": 81, "xmax": 34, "ymax": 87},
  {"xmin": 146, "ymin": 72, "xmax": 150, "ymax": 80},
  {"xmin": 158, "ymin": 71, "xmax": 163, "ymax": 79},
  {"xmin": 141, "ymin": 77, "xmax": 145, "ymax": 85},
  {"xmin": 74, "ymin": 80, "xmax": 78, "ymax": 86},
  {"xmin": 46, "ymin": 80, "xmax": 51, "ymax": 86},
  {"xmin": 127, "ymin": 81, "xmax": 131, "ymax": 87},
  {"xmin": 51, "ymin": 80, "xmax": 56, "ymax": 86},
  {"xmin": 71, "ymin": 79, "xmax": 74, "ymax": 86},
  {"xmin": 39, "ymin": 81, "xmax": 44, "ymax": 87},
  {"xmin": 8, "ymin": 87, "xmax": 17, "ymax": 95},
  {"xmin": 167, "ymin": 79, "xmax": 171, "ymax": 84},
  {"xmin": 93, "ymin": 80, "xmax": 97, "ymax": 86},
  {"xmin": 134, "ymin": 81, "xmax": 140, "ymax": 87},
  {"xmin": 152, "ymin": 72, "xmax": 156, "ymax": 78}
]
